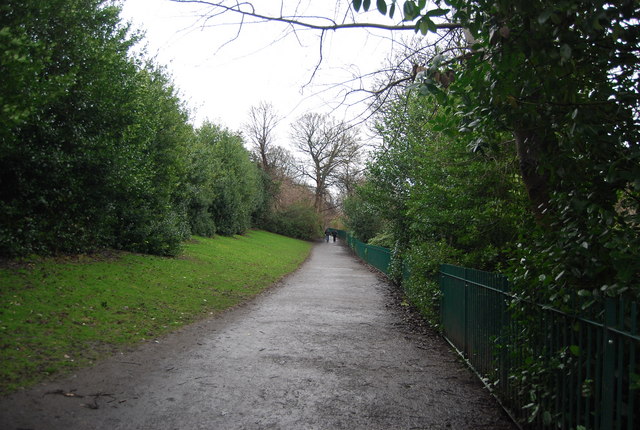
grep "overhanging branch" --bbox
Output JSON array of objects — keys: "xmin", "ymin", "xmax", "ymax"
[{"xmin": 171, "ymin": 0, "xmax": 462, "ymax": 32}]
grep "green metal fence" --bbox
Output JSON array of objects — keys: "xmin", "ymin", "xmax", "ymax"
[
  {"xmin": 330, "ymin": 232, "xmax": 639, "ymax": 428},
  {"xmin": 440, "ymin": 264, "xmax": 639, "ymax": 430},
  {"xmin": 332, "ymin": 229, "xmax": 391, "ymax": 275}
]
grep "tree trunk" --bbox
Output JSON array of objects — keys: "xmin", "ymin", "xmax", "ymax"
[
  {"xmin": 514, "ymin": 127, "xmax": 551, "ymax": 222},
  {"xmin": 260, "ymin": 146, "xmax": 269, "ymax": 173},
  {"xmin": 314, "ymin": 182, "xmax": 325, "ymax": 212}
]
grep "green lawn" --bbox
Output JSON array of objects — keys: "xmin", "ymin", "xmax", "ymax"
[{"xmin": 0, "ymin": 230, "xmax": 311, "ymax": 394}]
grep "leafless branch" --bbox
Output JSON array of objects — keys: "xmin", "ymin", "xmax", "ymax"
[
  {"xmin": 303, "ymin": 29, "xmax": 325, "ymax": 90},
  {"xmin": 170, "ymin": 0, "xmax": 462, "ymax": 32}
]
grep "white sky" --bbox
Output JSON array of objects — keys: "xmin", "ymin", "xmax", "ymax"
[{"xmin": 119, "ymin": 0, "xmax": 405, "ymax": 148}]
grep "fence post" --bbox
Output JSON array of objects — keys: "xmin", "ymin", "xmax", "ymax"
[
  {"xmin": 464, "ymin": 267, "xmax": 469, "ymax": 356},
  {"xmin": 499, "ymin": 276, "xmax": 509, "ymax": 396},
  {"xmin": 600, "ymin": 298, "xmax": 616, "ymax": 430},
  {"xmin": 440, "ymin": 266, "xmax": 444, "ymax": 331}
]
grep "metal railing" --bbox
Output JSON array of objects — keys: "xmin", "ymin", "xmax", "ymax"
[
  {"xmin": 332, "ymin": 229, "xmax": 391, "ymax": 275},
  {"xmin": 440, "ymin": 264, "xmax": 639, "ymax": 430},
  {"xmin": 330, "ymin": 232, "xmax": 638, "ymax": 428}
]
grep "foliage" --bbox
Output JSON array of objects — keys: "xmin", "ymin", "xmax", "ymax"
[
  {"xmin": 264, "ymin": 203, "xmax": 322, "ymax": 241},
  {"xmin": 449, "ymin": 0, "xmax": 638, "ymax": 305},
  {"xmin": 0, "ymin": 0, "xmax": 192, "ymax": 257},
  {"xmin": 250, "ymin": 167, "xmax": 276, "ymax": 227},
  {"xmin": 346, "ymin": 90, "xmax": 528, "ymax": 307},
  {"xmin": 363, "ymin": 0, "xmax": 640, "ymax": 299},
  {"xmin": 354, "ymin": 1, "xmax": 640, "ymax": 426},
  {"xmin": 342, "ymin": 185, "xmax": 384, "ymax": 243},
  {"xmin": 195, "ymin": 123, "xmax": 263, "ymax": 236},
  {"xmin": 0, "ymin": 230, "xmax": 312, "ymax": 394},
  {"xmin": 184, "ymin": 129, "xmax": 219, "ymax": 237},
  {"xmin": 0, "ymin": 0, "xmax": 271, "ymax": 255},
  {"xmin": 366, "ymin": 230, "xmax": 394, "ymax": 248},
  {"xmin": 110, "ymin": 65, "xmax": 193, "ymax": 256}
]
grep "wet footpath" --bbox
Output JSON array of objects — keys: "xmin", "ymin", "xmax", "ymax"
[{"xmin": 0, "ymin": 241, "xmax": 516, "ymax": 430}]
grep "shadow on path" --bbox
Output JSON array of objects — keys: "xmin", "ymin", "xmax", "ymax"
[{"xmin": 0, "ymin": 240, "xmax": 515, "ymax": 429}]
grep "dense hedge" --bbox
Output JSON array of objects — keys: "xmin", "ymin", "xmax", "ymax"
[
  {"xmin": 0, "ymin": 0, "xmax": 268, "ymax": 257},
  {"xmin": 263, "ymin": 204, "xmax": 322, "ymax": 241}
]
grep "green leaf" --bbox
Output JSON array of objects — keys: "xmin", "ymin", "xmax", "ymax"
[
  {"xmin": 569, "ymin": 345, "xmax": 580, "ymax": 357},
  {"xmin": 468, "ymin": 118, "xmax": 481, "ymax": 128},
  {"xmin": 560, "ymin": 44, "xmax": 572, "ymax": 60},
  {"xmin": 418, "ymin": 18, "xmax": 430, "ymax": 35},
  {"xmin": 389, "ymin": 2, "xmax": 396, "ymax": 18},
  {"xmin": 352, "ymin": 0, "xmax": 363, "ymax": 11},
  {"xmin": 538, "ymin": 9, "xmax": 553, "ymax": 24},
  {"xmin": 377, "ymin": 0, "xmax": 387, "ymax": 15},
  {"xmin": 403, "ymin": 1, "xmax": 419, "ymax": 21},
  {"xmin": 554, "ymin": 270, "xmax": 565, "ymax": 281},
  {"xmin": 363, "ymin": 0, "xmax": 371, "ymax": 11},
  {"xmin": 425, "ymin": 8, "xmax": 450, "ymax": 17}
]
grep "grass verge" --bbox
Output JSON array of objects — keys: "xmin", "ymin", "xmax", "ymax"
[{"xmin": 0, "ymin": 230, "xmax": 311, "ymax": 394}]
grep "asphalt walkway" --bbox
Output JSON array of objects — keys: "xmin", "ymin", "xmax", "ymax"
[{"xmin": 0, "ymin": 240, "xmax": 515, "ymax": 429}]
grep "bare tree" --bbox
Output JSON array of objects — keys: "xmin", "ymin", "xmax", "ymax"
[
  {"xmin": 334, "ymin": 146, "xmax": 364, "ymax": 200},
  {"xmin": 243, "ymin": 101, "xmax": 280, "ymax": 173},
  {"xmin": 290, "ymin": 112, "xmax": 360, "ymax": 211}
]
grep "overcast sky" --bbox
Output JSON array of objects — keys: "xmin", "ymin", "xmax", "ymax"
[{"xmin": 119, "ymin": 0, "xmax": 405, "ymax": 147}]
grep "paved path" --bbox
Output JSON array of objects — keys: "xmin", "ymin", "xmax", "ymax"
[{"xmin": 1, "ymin": 241, "xmax": 515, "ymax": 429}]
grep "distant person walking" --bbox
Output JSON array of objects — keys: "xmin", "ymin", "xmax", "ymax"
[
  {"xmin": 324, "ymin": 229, "xmax": 330, "ymax": 243},
  {"xmin": 332, "ymin": 231, "xmax": 337, "ymax": 242}
]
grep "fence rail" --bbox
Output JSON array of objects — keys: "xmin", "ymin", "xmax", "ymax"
[
  {"xmin": 440, "ymin": 264, "xmax": 639, "ymax": 430},
  {"xmin": 332, "ymin": 229, "xmax": 391, "ymax": 275},
  {"xmin": 331, "ymin": 231, "xmax": 638, "ymax": 429}
]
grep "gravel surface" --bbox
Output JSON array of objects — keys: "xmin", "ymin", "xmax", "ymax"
[{"xmin": 0, "ymin": 240, "xmax": 516, "ymax": 429}]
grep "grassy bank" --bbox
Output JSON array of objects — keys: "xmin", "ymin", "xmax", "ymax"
[{"xmin": 0, "ymin": 230, "xmax": 312, "ymax": 394}]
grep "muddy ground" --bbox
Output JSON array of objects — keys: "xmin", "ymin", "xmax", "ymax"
[{"xmin": 0, "ymin": 241, "xmax": 516, "ymax": 429}]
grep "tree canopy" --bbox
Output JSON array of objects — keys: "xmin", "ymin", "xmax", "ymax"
[
  {"xmin": 290, "ymin": 113, "xmax": 361, "ymax": 212},
  {"xmin": 0, "ymin": 0, "xmax": 282, "ymax": 256},
  {"xmin": 343, "ymin": 0, "xmax": 639, "ymax": 303}
]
